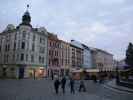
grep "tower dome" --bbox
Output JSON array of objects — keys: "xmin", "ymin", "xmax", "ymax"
[
  {"xmin": 22, "ymin": 11, "xmax": 31, "ymax": 25},
  {"xmin": 19, "ymin": 5, "xmax": 32, "ymax": 27}
]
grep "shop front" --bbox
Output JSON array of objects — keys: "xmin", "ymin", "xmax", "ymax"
[
  {"xmin": 0, "ymin": 65, "xmax": 18, "ymax": 79},
  {"xmin": 48, "ymin": 67, "xmax": 62, "ymax": 78},
  {"xmin": 70, "ymin": 69, "xmax": 83, "ymax": 80},
  {"xmin": 26, "ymin": 66, "xmax": 47, "ymax": 78}
]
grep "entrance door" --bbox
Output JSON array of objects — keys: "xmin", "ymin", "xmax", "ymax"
[
  {"xmin": 2, "ymin": 68, "xmax": 7, "ymax": 77},
  {"xmin": 19, "ymin": 67, "xmax": 25, "ymax": 79}
]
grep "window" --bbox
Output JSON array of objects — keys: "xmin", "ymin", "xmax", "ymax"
[
  {"xmin": 40, "ymin": 37, "xmax": 45, "ymax": 44},
  {"xmin": 31, "ymin": 55, "xmax": 34, "ymax": 62},
  {"xmin": 33, "ymin": 35, "xmax": 35, "ymax": 41},
  {"xmin": 39, "ymin": 47, "xmax": 45, "ymax": 53},
  {"xmin": 49, "ymin": 51, "xmax": 51, "ymax": 55},
  {"xmin": 22, "ymin": 33, "xmax": 26, "ymax": 38},
  {"xmin": 57, "ymin": 51, "xmax": 58, "ymax": 56},
  {"xmin": 39, "ymin": 56, "xmax": 41, "ymax": 63},
  {"xmin": 7, "ymin": 44, "xmax": 10, "ymax": 51},
  {"xmin": 12, "ymin": 54, "xmax": 15, "ymax": 61},
  {"xmin": 21, "ymin": 42, "xmax": 25, "ymax": 49},
  {"xmin": 17, "ymin": 54, "xmax": 19, "ymax": 61},
  {"xmin": 51, "ymin": 50, "xmax": 53, "ymax": 56},
  {"xmin": 32, "ymin": 43, "xmax": 35, "ymax": 51},
  {"xmin": 66, "ymin": 59, "xmax": 67, "ymax": 65},
  {"xmin": 22, "ymin": 31, "xmax": 26, "ymax": 38},
  {"xmin": 62, "ymin": 59, "xmax": 63, "ymax": 65},
  {"xmin": 53, "ymin": 43, "xmax": 55, "ymax": 47},
  {"xmin": 6, "ymin": 35, "xmax": 10, "ymax": 42},
  {"xmin": 0, "ymin": 45, "xmax": 1, "ymax": 52},
  {"xmin": 18, "ymin": 40, "xmax": 20, "ymax": 49},
  {"xmin": 42, "ymin": 38, "xmax": 45, "ymax": 44},
  {"xmin": 13, "ymin": 42, "xmax": 16, "ymax": 51},
  {"xmin": 39, "ymin": 56, "xmax": 44, "ymax": 63},
  {"xmin": 7, "ymin": 54, "xmax": 9, "ymax": 63},
  {"xmin": 57, "ymin": 44, "xmax": 59, "ymax": 48},
  {"xmin": 26, "ymin": 54, "xmax": 28, "ymax": 61},
  {"xmin": 42, "ymin": 57, "xmax": 44, "ymax": 63},
  {"xmin": 40, "ymin": 37, "xmax": 42, "ymax": 43},
  {"xmin": 4, "ymin": 54, "xmax": 6, "ymax": 63},
  {"xmin": 20, "ymin": 53, "xmax": 24, "ymax": 61},
  {"xmin": 15, "ymin": 33, "xmax": 17, "ymax": 40},
  {"xmin": 54, "ymin": 51, "xmax": 56, "ymax": 56},
  {"xmin": 50, "ymin": 42, "xmax": 51, "ymax": 47},
  {"xmin": 5, "ymin": 45, "xmax": 6, "ymax": 51},
  {"xmin": 49, "ymin": 60, "xmax": 50, "ymax": 65}
]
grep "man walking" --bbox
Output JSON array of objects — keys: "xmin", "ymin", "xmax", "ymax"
[
  {"xmin": 69, "ymin": 78, "xmax": 75, "ymax": 94},
  {"xmin": 51, "ymin": 72, "xmax": 54, "ymax": 80},
  {"xmin": 61, "ymin": 76, "xmax": 66, "ymax": 94},
  {"xmin": 54, "ymin": 76, "xmax": 60, "ymax": 94},
  {"xmin": 79, "ymin": 80, "xmax": 86, "ymax": 92}
]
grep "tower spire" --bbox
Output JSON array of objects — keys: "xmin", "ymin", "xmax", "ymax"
[
  {"xmin": 26, "ymin": 4, "xmax": 29, "ymax": 11},
  {"xmin": 19, "ymin": 4, "xmax": 32, "ymax": 27},
  {"xmin": 18, "ymin": 4, "xmax": 32, "ymax": 28}
]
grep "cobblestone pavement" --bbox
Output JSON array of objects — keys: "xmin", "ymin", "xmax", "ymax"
[{"xmin": 0, "ymin": 79, "xmax": 133, "ymax": 100}]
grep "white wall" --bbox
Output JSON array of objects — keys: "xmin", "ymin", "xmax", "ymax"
[
  {"xmin": 83, "ymin": 48, "xmax": 92, "ymax": 68},
  {"xmin": 70, "ymin": 40, "xmax": 93, "ymax": 69}
]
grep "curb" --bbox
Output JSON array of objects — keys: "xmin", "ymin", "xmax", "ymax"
[{"xmin": 104, "ymin": 83, "xmax": 133, "ymax": 94}]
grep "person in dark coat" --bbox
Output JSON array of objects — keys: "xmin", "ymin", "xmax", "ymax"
[
  {"xmin": 69, "ymin": 78, "xmax": 75, "ymax": 94},
  {"xmin": 54, "ymin": 78, "xmax": 60, "ymax": 94},
  {"xmin": 61, "ymin": 76, "xmax": 66, "ymax": 94},
  {"xmin": 79, "ymin": 80, "xmax": 86, "ymax": 92},
  {"xmin": 51, "ymin": 70, "xmax": 54, "ymax": 80}
]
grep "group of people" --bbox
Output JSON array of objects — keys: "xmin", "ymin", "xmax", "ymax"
[{"xmin": 54, "ymin": 76, "xmax": 86, "ymax": 94}]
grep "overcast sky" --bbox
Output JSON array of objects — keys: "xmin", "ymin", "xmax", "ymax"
[{"xmin": 0, "ymin": 0, "xmax": 133, "ymax": 60}]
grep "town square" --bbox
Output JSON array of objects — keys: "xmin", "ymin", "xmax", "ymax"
[{"xmin": 0, "ymin": 0, "xmax": 133, "ymax": 100}]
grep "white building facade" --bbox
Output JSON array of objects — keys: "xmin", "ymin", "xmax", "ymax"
[
  {"xmin": 70, "ymin": 40, "xmax": 83, "ymax": 69},
  {"xmin": 0, "ymin": 10, "xmax": 48, "ymax": 78},
  {"xmin": 70, "ymin": 40, "xmax": 92, "ymax": 69},
  {"xmin": 82, "ymin": 44, "xmax": 92, "ymax": 69},
  {"xmin": 91, "ymin": 48, "xmax": 114, "ymax": 71}
]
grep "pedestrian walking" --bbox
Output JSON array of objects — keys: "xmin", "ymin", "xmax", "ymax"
[
  {"xmin": 33, "ymin": 69, "xmax": 36, "ymax": 80},
  {"xmin": 61, "ymin": 76, "xmax": 66, "ymax": 94},
  {"xmin": 54, "ymin": 76, "xmax": 60, "ymax": 94},
  {"xmin": 79, "ymin": 80, "xmax": 86, "ymax": 92},
  {"xmin": 51, "ymin": 70, "xmax": 54, "ymax": 80},
  {"xmin": 69, "ymin": 78, "xmax": 75, "ymax": 94}
]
